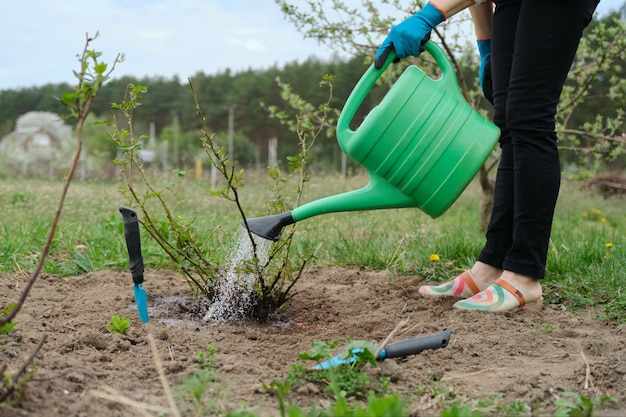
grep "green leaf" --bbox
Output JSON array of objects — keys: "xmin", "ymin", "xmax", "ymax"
[
  {"xmin": 0, "ymin": 303, "xmax": 18, "ymax": 334},
  {"xmin": 343, "ymin": 340, "xmax": 378, "ymax": 366},
  {"xmin": 95, "ymin": 62, "xmax": 108, "ymax": 75},
  {"xmin": 297, "ymin": 340, "xmax": 340, "ymax": 362},
  {"xmin": 60, "ymin": 91, "xmax": 77, "ymax": 105},
  {"xmin": 107, "ymin": 314, "xmax": 130, "ymax": 334}
]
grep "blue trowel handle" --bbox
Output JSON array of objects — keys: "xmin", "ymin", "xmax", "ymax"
[
  {"xmin": 380, "ymin": 328, "xmax": 451, "ymax": 360},
  {"xmin": 119, "ymin": 206, "xmax": 144, "ymax": 285}
]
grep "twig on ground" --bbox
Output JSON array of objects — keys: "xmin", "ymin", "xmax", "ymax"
[
  {"xmin": 375, "ymin": 320, "xmax": 407, "ymax": 358},
  {"xmin": 92, "ymin": 385, "xmax": 171, "ymax": 416},
  {"xmin": 441, "ymin": 367, "xmax": 507, "ymax": 381},
  {"xmin": 148, "ymin": 332, "xmax": 181, "ymax": 417},
  {"xmin": 580, "ymin": 349, "xmax": 594, "ymax": 390}
]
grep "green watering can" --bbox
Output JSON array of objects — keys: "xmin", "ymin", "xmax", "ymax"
[{"xmin": 244, "ymin": 41, "xmax": 500, "ymax": 241}]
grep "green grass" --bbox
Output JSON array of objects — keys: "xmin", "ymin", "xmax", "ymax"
[{"xmin": 0, "ymin": 174, "xmax": 624, "ymax": 322}]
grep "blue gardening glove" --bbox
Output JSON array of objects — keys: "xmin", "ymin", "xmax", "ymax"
[
  {"xmin": 477, "ymin": 39, "xmax": 491, "ymax": 90},
  {"xmin": 477, "ymin": 39, "xmax": 493, "ymax": 103},
  {"xmin": 375, "ymin": 2, "xmax": 446, "ymax": 69}
]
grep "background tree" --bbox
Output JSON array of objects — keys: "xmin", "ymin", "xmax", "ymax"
[
  {"xmin": 0, "ymin": 2, "xmax": 623, "ymax": 185},
  {"xmin": 558, "ymin": 10, "xmax": 626, "ymax": 176}
]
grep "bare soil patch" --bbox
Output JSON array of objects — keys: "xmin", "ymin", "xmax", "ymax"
[{"xmin": 1, "ymin": 268, "xmax": 625, "ymax": 416}]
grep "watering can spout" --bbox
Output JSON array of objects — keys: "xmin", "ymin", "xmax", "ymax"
[
  {"xmin": 242, "ymin": 211, "xmax": 295, "ymax": 242},
  {"xmin": 242, "ymin": 173, "xmax": 416, "ymax": 241}
]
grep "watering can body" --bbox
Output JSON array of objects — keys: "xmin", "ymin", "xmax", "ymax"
[{"xmin": 244, "ymin": 41, "xmax": 500, "ymax": 241}]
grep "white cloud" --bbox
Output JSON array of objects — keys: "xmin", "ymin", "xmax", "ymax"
[
  {"xmin": 227, "ymin": 38, "xmax": 267, "ymax": 53},
  {"xmin": 137, "ymin": 30, "xmax": 174, "ymax": 41}
]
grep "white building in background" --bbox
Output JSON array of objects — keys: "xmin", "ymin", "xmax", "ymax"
[{"xmin": 0, "ymin": 111, "xmax": 73, "ymax": 178}]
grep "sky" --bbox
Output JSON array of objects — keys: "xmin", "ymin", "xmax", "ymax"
[{"xmin": 1, "ymin": 0, "xmax": 623, "ymax": 91}]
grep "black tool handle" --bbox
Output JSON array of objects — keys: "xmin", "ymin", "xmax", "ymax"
[
  {"xmin": 119, "ymin": 206, "xmax": 144, "ymax": 285},
  {"xmin": 381, "ymin": 328, "xmax": 451, "ymax": 359}
]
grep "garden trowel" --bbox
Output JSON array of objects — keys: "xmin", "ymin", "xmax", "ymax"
[
  {"xmin": 314, "ymin": 328, "xmax": 451, "ymax": 369},
  {"xmin": 119, "ymin": 206, "xmax": 149, "ymax": 323}
]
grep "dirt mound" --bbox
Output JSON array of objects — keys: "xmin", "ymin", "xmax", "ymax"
[{"xmin": 1, "ymin": 268, "xmax": 624, "ymax": 416}]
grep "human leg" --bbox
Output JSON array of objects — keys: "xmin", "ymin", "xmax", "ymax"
[
  {"xmin": 496, "ymin": 0, "xmax": 598, "ymax": 279},
  {"xmin": 477, "ymin": 0, "xmax": 597, "ymax": 278},
  {"xmin": 475, "ymin": 0, "xmax": 519, "ymax": 273},
  {"xmin": 420, "ymin": 0, "xmax": 598, "ymax": 304},
  {"xmin": 456, "ymin": 0, "xmax": 598, "ymax": 310}
]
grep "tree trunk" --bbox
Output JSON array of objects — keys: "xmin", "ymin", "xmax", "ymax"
[{"xmin": 478, "ymin": 164, "xmax": 495, "ymax": 233}]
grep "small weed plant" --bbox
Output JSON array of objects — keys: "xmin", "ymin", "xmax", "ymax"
[
  {"xmin": 285, "ymin": 339, "xmax": 389, "ymax": 399},
  {"xmin": 174, "ymin": 367, "xmax": 223, "ymax": 417},
  {"xmin": 532, "ymin": 323, "xmax": 556, "ymax": 334},
  {"xmin": 0, "ymin": 304, "xmax": 18, "ymax": 335},
  {"xmin": 0, "ymin": 362, "xmax": 38, "ymax": 406},
  {"xmin": 418, "ymin": 378, "xmax": 533, "ymax": 417},
  {"xmin": 106, "ymin": 314, "xmax": 130, "ymax": 335},
  {"xmin": 173, "ymin": 345, "xmax": 260, "ymax": 416},
  {"xmin": 264, "ymin": 340, "xmax": 407, "ymax": 416},
  {"xmin": 554, "ymin": 391, "xmax": 618, "ymax": 417},
  {"xmin": 266, "ymin": 379, "xmax": 407, "ymax": 417}
]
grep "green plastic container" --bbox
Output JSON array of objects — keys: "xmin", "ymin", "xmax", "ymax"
[{"xmin": 291, "ymin": 41, "xmax": 500, "ymax": 222}]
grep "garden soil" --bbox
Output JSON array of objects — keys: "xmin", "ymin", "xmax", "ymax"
[{"xmin": 1, "ymin": 267, "xmax": 625, "ymax": 416}]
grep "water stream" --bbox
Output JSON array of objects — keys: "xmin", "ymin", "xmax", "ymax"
[{"xmin": 204, "ymin": 226, "xmax": 271, "ymax": 322}]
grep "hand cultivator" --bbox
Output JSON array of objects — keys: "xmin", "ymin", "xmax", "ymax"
[{"xmin": 315, "ymin": 328, "xmax": 451, "ymax": 369}]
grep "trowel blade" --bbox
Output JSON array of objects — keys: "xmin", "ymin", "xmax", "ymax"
[{"xmin": 134, "ymin": 283, "xmax": 149, "ymax": 323}]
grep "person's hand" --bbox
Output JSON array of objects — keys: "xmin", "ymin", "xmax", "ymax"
[
  {"xmin": 375, "ymin": 2, "xmax": 446, "ymax": 69},
  {"xmin": 477, "ymin": 39, "xmax": 493, "ymax": 104}
]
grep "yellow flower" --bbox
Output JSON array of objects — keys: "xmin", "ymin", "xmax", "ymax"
[
  {"xmin": 429, "ymin": 254, "xmax": 440, "ymax": 262},
  {"xmin": 601, "ymin": 217, "xmax": 607, "ymax": 223},
  {"xmin": 593, "ymin": 208, "xmax": 601, "ymax": 215},
  {"xmin": 582, "ymin": 211, "xmax": 588, "ymax": 217},
  {"xmin": 605, "ymin": 243, "xmax": 613, "ymax": 249}
]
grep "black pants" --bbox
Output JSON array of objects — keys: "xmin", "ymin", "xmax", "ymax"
[{"xmin": 477, "ymin": 0, "xmax": 598, "ymax": 279}]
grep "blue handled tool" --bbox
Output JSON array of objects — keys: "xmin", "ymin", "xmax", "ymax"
[
  {"xmin": 314, "ymin": 328, "xmax": 451, "ymax": 369},
  {"xmin": 119, "ymin": 206, "xmax": 149, "ymax": 323}
]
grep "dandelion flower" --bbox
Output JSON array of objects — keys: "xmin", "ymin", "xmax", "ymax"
[
  {"xmin": 582, "ymin": 212, "xmax": 588, "ymax": 218},
  {"xmin": 601, "ymin": 217, "xmax": 607, "ymax": 223},
  {"xmin": 429, "ymin": 254, "xmax": 440, "ymax": 262},
  {"xmin": 605, "ymin": 243, "xmax": 613, "ymax": 249}
]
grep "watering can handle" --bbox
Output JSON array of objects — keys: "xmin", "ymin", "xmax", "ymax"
[{"xmin": 336, "ymin": 41, "xmax": 457, "ymax": 145}]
